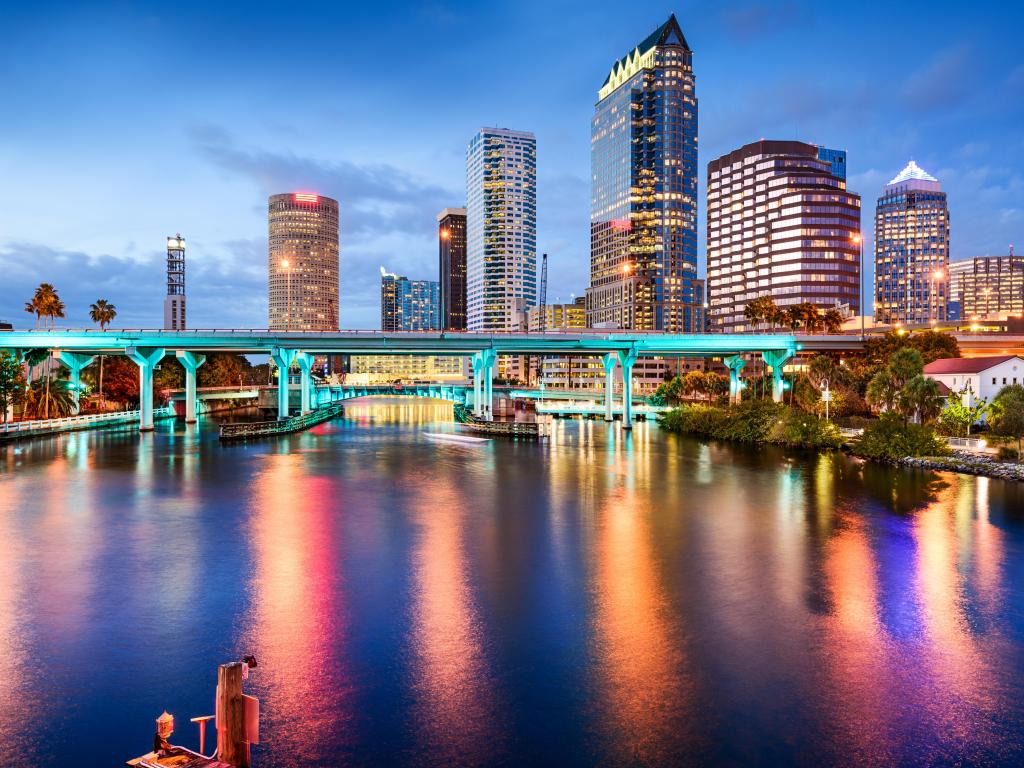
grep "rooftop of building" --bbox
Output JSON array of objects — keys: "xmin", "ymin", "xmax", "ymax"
[
  {"xmin": 708, "ymin": 140, "xmax": 829, "ymax": 174},
  {"xmin": 883, "ymin": 160, "xmax": 943, "ymax": 193},
  {"xmin": 924, "ymin": 355, "xmax": 1021, "ymax": 374},
  {"xmin": 437, "ymin": 207, "xmax": 467, "ymax": 221},
  {"xmin": 599, "ymin": 15, "xmax": 690, "ymax": 97}
]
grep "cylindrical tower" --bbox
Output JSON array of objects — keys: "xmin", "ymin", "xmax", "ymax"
[{"xmin": 268, "ymin": 193, "xmax": 340, "ymax": 331}]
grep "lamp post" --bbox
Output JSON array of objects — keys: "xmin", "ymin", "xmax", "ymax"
[
  {"xmin": 821, "ymin": 377, "xmax": 831, "ymax": 422},
  {"xmin": 281, "ymin": 259, "xmax": 292, "ymax": 331}
]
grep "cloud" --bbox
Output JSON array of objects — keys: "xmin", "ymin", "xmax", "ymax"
[
  {"xmin": 189, "ymin": 124, "xmax": 459, "ymax": 242},
  {"xmin": 902, "ymin": 45, "xmax": 974, "ymax": 113}
]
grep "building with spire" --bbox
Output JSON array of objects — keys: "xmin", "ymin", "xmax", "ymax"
[
  {"xmin": 586, "ymin": 14, "xmax": 703, "ymax": 333},
  {"xmin": 163, "ymin": 234, "xmax": 186, "ymax": 330},
  {"xmin": 874, "ymin": 161, "xmax": 950, "ymax": 325}
]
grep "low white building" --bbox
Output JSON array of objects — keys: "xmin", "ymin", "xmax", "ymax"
[{"xmin": 923, "ymin": 355, "xmax": 1024, "ymax": 409}]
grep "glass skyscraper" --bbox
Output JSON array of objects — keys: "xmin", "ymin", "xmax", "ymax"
[
  {"xmin": 437, "ymin": 207, "xmax": 467, "ymax": 330},
  {"xmin": 874, "ymin": 161, "xmax": 950, "ymax": 325},
  {"xmin": 380, "ymin": 268, "xmax": 440, "ymax": 331},
  {"xmin": 586, "ymin": 14, "xmax": 702, "ymax": 332},
  {"xmin": 466, "ymin": 128, "xmax": 537, "ymax": 331}
]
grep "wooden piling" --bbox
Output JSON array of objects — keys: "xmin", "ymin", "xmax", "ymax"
[{"xmin": 216, "ymin": 662, "xmax": 249, "ymax": 768}]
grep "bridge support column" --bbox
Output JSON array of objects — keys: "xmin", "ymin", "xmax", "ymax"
[
  {"xmin": 617, "ymin": 349, "xmax": 638, "ymax": 429},
  {"xmin": 471, "ymin": 352, "xmax": 483, "ymax": 417},
  {"xmin": 57, "ymin": 351, "xmax": 95, "ymax": 414},
  {"xmin": 602, "ymin": 353, "xmax": 617, "ymax": 422},
  {"xmin": 723, "ymin": 355, "xmax": 746, "ymax": 405},
  {"xmin": 481, "ymin": 349, "xmax": 497, "ymax": 421},
  {"xmin": 125, "ymin": 347, "xmax": 166, "ymax": 431},
  {"xmin": 175, "ymin": 351, "xmax": 206, "ymax": 423},
  {"xmin": 270, "ymin": 347, "xmax": 297, "ymax": 420},
  {"xmin": 762, "ymin": 349, "xmax": 794, "ymax": 403},
  {"xmin": 294, "ymin": 352, "xmax": 314, "ymax": 415}
]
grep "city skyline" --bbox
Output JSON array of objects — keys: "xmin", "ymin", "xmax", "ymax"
[{"xmin": 1, "ymin": 1, "xmax": 1021, "ymax": 329}]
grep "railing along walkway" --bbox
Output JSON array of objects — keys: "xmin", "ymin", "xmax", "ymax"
[
  {"xmin": 219, "ymin": 403, "xmax": 344, "ymax": 441},
  {"xmin": 0, "ymin": 406, "xmax": 174, "ymax": 438}
]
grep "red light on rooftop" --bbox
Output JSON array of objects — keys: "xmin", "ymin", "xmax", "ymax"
[{"xmin": 294, "ymin": 193, "xmax": 319, "ymax": 204}]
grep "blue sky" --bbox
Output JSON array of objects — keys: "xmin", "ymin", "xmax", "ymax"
[{"xmin": 1, "ymin": 0, "xmax": 1021, "ymax": 329}]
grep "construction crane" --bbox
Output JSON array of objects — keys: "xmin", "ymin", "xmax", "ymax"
[{"xmin": 538, "ymin": 252, "xmax": 548, "ymax": 332}]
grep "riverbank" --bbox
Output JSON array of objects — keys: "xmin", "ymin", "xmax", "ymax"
[{"xmin": 872, "ymin": 450, "xmax": 1024, "ymax": 482}]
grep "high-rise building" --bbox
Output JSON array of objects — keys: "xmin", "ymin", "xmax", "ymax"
[
  {"xmin": 706, "ymin": 140, "xmax": 861, "ymax": 333},
  {"xmin": 586, "ymin": 14, "xmax": 702, "ymax": 333},
  {"xmin": 874, "ymin": 161, "xmax": 950, "ymax": 326},
  {"xmin": 268, "ymin": 193, "xmax": 340, "ymax": 331},
  {"xmin": 437, "ymin": 207, "xmax": 468, "ymax": 330},
  {"xmin": 380, "ymin": 268, "xmax": 440, "ymax": 331},
  {"xmin": 526, "ymin": 296, "xmax": 587, "ymax": 333},
  {"xmin": 163, "ymin": 234, "xmax": 186, "ymax": 330},
  {"xmin": 466, "ymin": 128, "xmax": 537, "ymax": 331},
  {"xmin": 950, "ymin": 250, "xmax": 1024, "ymax": 321}
]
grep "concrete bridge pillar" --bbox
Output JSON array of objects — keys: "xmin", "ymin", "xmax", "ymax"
[
  {"xmin": 294, "ymin": 352, "xmax": 314, "ymax": 415},
  {"xmin": 723, "ymin": 355, "xmax": 746, "ymax": 405},
  {"xmin": 175, "ymin": 350, "xmax": 206, "ymax": 423},
  {"xmin": 57, "ymin": 350, "xmax": 96, "ymax": 414},
  {"xmin": 125, "ymin": 346, "xmax": 166, "ymax": 431},
  {"xmin": 602, "ymin": 353, "xmax": 617, "ymax": 422},
  {"xmin": 617, "ymin": 349, "xmax": 638, "ymax": 429},
  {"xmin": 762, "ymin": 349, "xmax": 794, "ymax": 403},
  {"xmin": 270, "ymin": 347, "xmax": 297, "ymax": 420},
  {"xmin": 480, "ymin": 349, "xmax": 497, "ymax": 421}
]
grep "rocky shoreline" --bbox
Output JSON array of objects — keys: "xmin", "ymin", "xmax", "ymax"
[{"xmin": 875, "ymin": 450, "xmax": 1024, "ymax": 482}]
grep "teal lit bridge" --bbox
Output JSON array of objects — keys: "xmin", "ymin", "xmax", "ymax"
[{"xmin": 1, "ymin": 329, "xmax": 864, "ymax": 431}]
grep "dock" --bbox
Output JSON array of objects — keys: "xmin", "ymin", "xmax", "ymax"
[
  {"xmin": 127, "ymin": 746, "xmax": 234, "ymax": 767},
  {"xmin": 453, "ymin": 404, "xmax": 548, "ymax": 439},
  {"xmin": 218, "ymin": 403, "xmax": 344, "ymax": 441}
]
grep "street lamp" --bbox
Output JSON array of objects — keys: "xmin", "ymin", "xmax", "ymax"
[
  {"xmin": 820, "ymin": 377, "xmax": 831, "ymax": 421},
  {"xmin": 281, "ymin": 259, "xmax": 292, "ymax": 331}
]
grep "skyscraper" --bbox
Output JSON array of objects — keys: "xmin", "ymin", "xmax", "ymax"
[
  {"xmin": 950, "ymin": 250, "xmax": 1024, "ymax": 321},
  {"xmin": 380, "ymin": 268, "xmax": 440, "ymax": 331},
  {"xmin": 163, "ymin": 234, "xmax": 186, "ymax": 330},
  {"xmin": 586, "ymin": 14, "xmax": 701, "ymax": 332},
  {"xmin": 437, "ymin": 207, "xmax": 467, "ymax": 330},
  {"xmin": 706, "ymin": 140, "xmax": 861, "ymax": 332},
  {"xmin": 268, "ymin": 193, "xmax": 339, "ymax": 331},
  {"xmin": 466, "ymin": 128, "xmax": 537, "ymax": 331},
  {"xmin": 874, "ymin": 161, "xmax": 950, "ymax": 325}
]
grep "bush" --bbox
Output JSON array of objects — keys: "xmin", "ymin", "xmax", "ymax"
[
  {"xmin": 715, "ymin": 399, "xmax": 781, "ymax": 443},
  {"xmin": 997, "ymin": 446, "xmax": 1019, "ymax": 462},
  {"xmin": 769, "ymin": 409, "xmax": 844, "ymax": 450},
  {"xmin": 852, "ymin": 412, "xmax": 950, "ymax": 461}
]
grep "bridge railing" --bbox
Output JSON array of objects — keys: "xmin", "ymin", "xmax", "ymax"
[{"xmin": 0, "ymin": 406, "xmax": 173, "ymax": 435}]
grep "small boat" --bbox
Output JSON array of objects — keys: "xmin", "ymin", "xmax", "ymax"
[{"xmin": 423, "ymin": 431, "xmax": 490, "ymax": 445}]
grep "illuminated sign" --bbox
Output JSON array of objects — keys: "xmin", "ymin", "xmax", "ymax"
[{"xmin": 294, "ymin": 193, "xmax": 319, "ymax": 204}]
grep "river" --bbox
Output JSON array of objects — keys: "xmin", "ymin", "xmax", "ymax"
[{"xmin": 1, "ymin": 397, "xmax": 1023, "ymax": 767}]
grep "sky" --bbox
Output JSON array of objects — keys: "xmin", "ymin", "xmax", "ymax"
[{"xmin": 1, "ymin": 0, "xmax": 1022, "ymax": 329}]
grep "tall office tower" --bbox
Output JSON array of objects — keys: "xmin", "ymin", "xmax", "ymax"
[
  {"xmin": 947, "ymin": 258, "xmax": 972, "ymax": 321},
  {"xmin": 586, "ymin": 14, "xmax": 701, "ymax": 333},
  {"xmin": 437, "ymin": 207, "xmax": 468, "ymax": 330},
  {"xmin": 952, "ymin": 249, "xmax": 1024, "ymax": 321},
  {"xmin": 874, "ymin": 161, "xmax": 950, "ymax": 326},
  {"xmin": 466, "ymin": 128, "xmax": 537, "ymax": 331},
  {"xmin": 163, "ymin": 234, "xmax": 186, "ymax": 330},
  {"xmin": 268, "ymin": 193, "xmax": 340, "ymax": 331},
  {"xmin": 706, "ymin": 140, "xmax": 861, "ymax": 332},
  {"xmin": 380, "ymin": 268, "xmax": 441, "ymax": 331}
]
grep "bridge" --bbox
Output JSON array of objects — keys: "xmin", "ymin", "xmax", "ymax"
[{"xmin": 1, "ymin": 328, "xmax": 863, "ymax": 432}]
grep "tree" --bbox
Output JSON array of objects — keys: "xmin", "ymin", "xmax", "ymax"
[
  {"xmin": 23, "ymin": 377, "xmax": 74, "ymax": 420},
  {"xmin": 89, "ymin": 299, "xmax": 117, "ymax": 405},
  {"xmin": 0, "ymin": 351, "xmax": 28, "ymax": 422},
  {"xmin": 26, "ymin": 283, "xmax": 66, "ymax": 418},
  {"xmin": 866, "ymin": 348, "xmax": 925, "ymax": 423},
  {"xmin": 822, "ymin": 308, "xmax": 845, "ymax": 334},
  {"xmin": 683, "ymin": 370, "xmax": 707, "ymax": 399},
  {"xmin": 743, "ymin": 296, "xmax": 779, "ymax": 331},
  {"xmin": 989, "ymin": 384, "xmax": 1024, "ymax": 462},
  {"xmin": 899, "ymin": 375, "xmax": 943, "ymax": 424},
  {"xmin": 199, "ymin": 353, "xmax": 255, "ymax": 388},
  {"xmin": 94, "ymin": 355, "xmax": 140, "ymax": 406},
  {"xmin": 937, "ymin": 389, "xmax": 988, "ymax": 438}
]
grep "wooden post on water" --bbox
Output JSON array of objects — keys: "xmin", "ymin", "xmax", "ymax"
[{"xmin": 216, "ymin": 662, "xmax": 249, "ymax": 767}]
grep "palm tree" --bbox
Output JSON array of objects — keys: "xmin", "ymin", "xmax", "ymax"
[
  {"xmin": 28, "ymin": 283, "xmax": 63, "ymax": 418},
  {"xmin": 89, "ymin": 300, "xmax": 117, "ymax": 407},
  {"xmin": 900, "ymin": 375, "xmax": 943, "ymax": 424},
  {"xmin": 822, "ymin": 308, "xmax": 845, "ymax": 334}
]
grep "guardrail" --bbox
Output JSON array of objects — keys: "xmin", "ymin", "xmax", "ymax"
[
  {"xmin": 945, "ymin": 436, "xmax": 993, "ymax": 452},
  {"xmin": 219, "ymin": 404, "xmax": 344, "ymax": 441},
  {"xmin": 0, "ymin": 406, "xmax": 174, "ymax": 436}
]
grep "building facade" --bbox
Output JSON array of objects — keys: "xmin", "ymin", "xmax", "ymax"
[
  {"xmin": 706, "ymin": 141, "xmax": 861, "ymax": 333},
  {"xmin": 268, "ymin": 193, "xmax": 340, "ymax": 331},
  {"xmin": 874, "ymin": 161, "xmax": 950, "ymax": 326},
  {"xmin": 348, "ymin": 355, "xmax": 467, "ymax": 384},
  {"xmin": 466, "ymin": 128, "xmax": 537, "ymax": 331},
  {"xmin": 950, "ymin": 251, "xmax": 1024, "ymax": 321},
  {"xmin": 437, "ymin": 207, "xmax": 468, "ymax": 330},
  {"xmin": 380, "ymin": 269, "xmax": 440, "ymax": 331},
  {"xmin": 586, "ymin": 14, "xmax": 702, "ymax": 333},
  {"xmin": 163, "ymin": 234, "xmax": 186, "ymax": 330},
  {"xmin": 924, "ymin": 355, "xmax": 1024, "ymax": 417}
]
